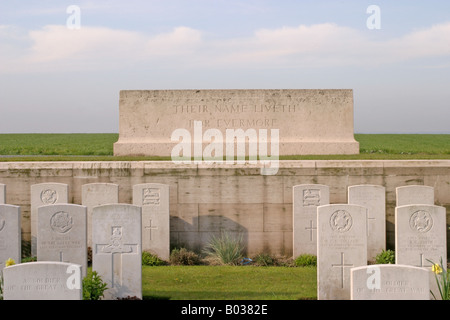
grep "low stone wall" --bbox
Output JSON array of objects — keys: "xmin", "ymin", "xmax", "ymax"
[{"xmin": 1, "ymin": 160, "xmax": 449, "ymax": 257}]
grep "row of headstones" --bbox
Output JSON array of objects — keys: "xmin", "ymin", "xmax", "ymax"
[
  {"xmin": 1, "ymin": 203, "xmax": 143, "ymax": 300},
  {"xmin": 0, "ymin": 183, "xmax": 445, "ymax": 299},
  {"xmin": 0, "ymin": 182, "xmax": 169, "ymax": 260},
  {"xmin": 0, "ymin": 182, "xmax": 169, "ymax": 300},
  {"xmin": 293, "ymin": 184, "xmax": 446, "ymax": 300}
]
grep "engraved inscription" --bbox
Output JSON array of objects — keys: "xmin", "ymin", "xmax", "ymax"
[
  {"xmin": 305, "ymin": 220, "xmax": 317, "ymax": 242},
  {"xmin": 142, "ymin": 188, "xmax": 160, "ymax": 206},
  {"xmin": 144, "ymin": 219, "xmax": 158, "ymax": 241},
  {"xmin": 409, "ymin": 210, "xmax": 433, "ymax": 233},
  {"xmin": 50, "ymin": 211, "xmax": 73, "ymax": 234},
  {"xmin": 40, "ymin": 189, "xmax": 58, "ymax": 204},
  {"xmin": 173, "ymin": 103, "xmax": 298, "ymax": 129},
  {"xmin": 330, "ymin": 210, "xmax": 353, "ymax": 233},
  {"xmin": 303, "ymin": 189, "xmax": 321, "ymax": 206},
  {"xmin": 356, "ymin": 280, "xmax": 426, "ymax": 295},
  {"xmin": 332, "ymin": 252, "xmax": 353, "ymax": 289},
  {"xmin": 96, "ymin": 226, "xmax": 139, "ymax": 288},
  {"xmin": 39, "ymin": 236, "xmax": 83, "ymax": 250},
  {"xmin": 101, "ymin": 226, "xmax": 131, "ymax": 253}
]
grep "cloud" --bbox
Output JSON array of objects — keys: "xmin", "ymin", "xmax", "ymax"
[{"xmin": 1, "ymin": 21, "xmax": 450, "ymax": 73}]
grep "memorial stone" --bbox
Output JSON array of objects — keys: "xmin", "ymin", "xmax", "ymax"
[
  {"xmin": 293, "ymin": 184, "xmax": 329, "ymax": 257},
  {"xmin": 82, "ymin": 183, "xmax": 119, "ymax": 247},
  {"xmin": 395, "ymin": 204, "xmax": 446, "ymax": 267},
  {"xmin": 114, "ymin": 89, "xmax": 359, "ymax": 157},
  {"xmin": 31, "ymin": 183, "xmax": 69, "ymax": 256},
  {"xmin": 351, "ymin": 264, "xmax": 430, "ymax": 300},
  {"xmin": 2, "ymin": 261, "xmax": 82, "ymax": 300},
  {"xmin": 92, "ymin": 204, "xmax": 142, "ymax": 300},
  {"xmin": 0, "ymin": 204, "xmax": 21, "ymax": 267},
  {"xmin": 133, "ymin": 183, "xmax": 170, "ymax": 261},
  {"xmin": 317, "ymin": 204, "xmax": 368, "ymax": 300},
  {"xmin": 348, "ymin": 185, "xmax": 386, "ymax": 261},
  {"xmin": 396, "ymin": 185, "xmax": 434, "ymax": 207},
  {"xmin": 37, "ymin": 204, "xmax": 87, "ymax": 277}
]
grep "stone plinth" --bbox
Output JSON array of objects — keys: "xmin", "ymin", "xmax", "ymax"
[{"xmin": 114, "ymin": 89, "xmax": 359, "ymax": 157}]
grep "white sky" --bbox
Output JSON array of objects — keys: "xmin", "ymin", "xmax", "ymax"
[{"xmin": 0, "ymin": 0, "xmax": 449, "ymax": 133}]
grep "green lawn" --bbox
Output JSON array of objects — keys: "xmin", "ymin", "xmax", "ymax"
[
  {"xmin": 142, "ymin": 265, "xmax": 317, "ymax": 300},
  {"xmin": 0, "ymin": 133, "xmax": 449, "ymax": 161},
  {"xmin": 0, "ymin": 133, "xmax": 117, "ymax": 156}
]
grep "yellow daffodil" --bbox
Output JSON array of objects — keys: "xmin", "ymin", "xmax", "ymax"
[
  {"xmin": 432, "ymin": 263, "xmax": 443, "ymax": 275},
  {"xmin": 5, "ymin": 258, "xmax": 15, "ymax": 267}
]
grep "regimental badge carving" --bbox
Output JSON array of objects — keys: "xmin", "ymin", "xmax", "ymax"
[
  {"xmin": 41, "ymin": 189, "xmax": 58, "ymax": 204},
  {"xmin": 303, "ymin": 189, "xmax": 321, "ymax": 206},
  {"xmin": 50, "ymin": 211, "xmax": 73, "ymax": 233},
  {"xmin": 101, "ymin": 226, "xmax": 133, "ymax": 254},
  {"xmin": 142, "ymin": 188, "xmax": 161, "ymax": 206},
  {"xmin": 330, "ymin": 210, "xmax": 353, "ymax": 233},
  {"xmin": 409, "ymin": 210, "xmax": 433, "ymax": 233}
]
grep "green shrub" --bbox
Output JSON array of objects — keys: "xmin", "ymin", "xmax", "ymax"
[
  {"xmin": 170, "ymin": 248, "xmax": 201, "ymax": 266},
  {"xmin": 82, "ymin": 270, "xmax": 108, "ymax": 300},
  {"xmin": 252, "ymin": 253, "xmax": 275, "ymax": 266},
  {"xmin": 21, "ymin": 256, "xmax": 37, "ymax": 263},
  {"xmin": 295, "ymin": 254, "xmax": 317, "ymax": 267},
  {"xmin": 142, "ymin": 251, "xmax": 166, "ymax": 266},
  {"xmin": 375, "ymin": 249, "xmax": 395, "ymax": 264},
  {"xmin": 203, "ymin": 232, "xmax": 244, "ymax": 265}
]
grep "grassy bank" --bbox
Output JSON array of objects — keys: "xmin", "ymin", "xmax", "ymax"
[{"xmin": 0, "ymin": 133, "xmax": 449, "ymax": 161}]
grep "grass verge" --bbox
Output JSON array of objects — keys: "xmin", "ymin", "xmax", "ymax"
[
  {"xmin": 142, "ymin": 265, "xmax": 317, "ymax": 300},
  {"xmin": 0, "ymin": 133, "xmax": 449, "ymax": 161}
]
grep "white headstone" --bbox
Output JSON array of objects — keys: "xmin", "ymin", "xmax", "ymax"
[
  {"xmin": 81, "ymin": 183, "xmax": 119, "ymax": 248},
  {"xmin": 348, "ymin": 185, "xmax": 386, "ymax": 261},
  {"xmin": 2, "ymin": 261, "xmax": 82, "ymax": 300},
  {"xmin": 0, "ymin": 184, "xmax": 6, "ymax": 204},
  {"xmin": 37, "ymin": 204, "xmax": 87, "ymax": 277},
  {"xmin": 351, "ymin": 264, "xmax": 430, "ymax": 300},
  {"xmin": 293, "ymin": 184, "xmax": 329, "ymax": 257},
  {"xmin": 0, "ymin": 204, "xmax": 21, "ymax": 267},
  {"xmin": 395, "ymin": 204, "xmax": 447, "ymax": 268},
  {"xmin": 317, "ymin": 204, "xmax": 368, "ymax": 300},
  {"xmin": 92, "ymin": 204, "xmax": 142, "ymax": 300},
  {"xmin": 396, "ymin": 185, "xmax": 434, "ymax": 207},
  {"xmin": 31, "ymin": 183, "xmax": 69, "ymax": 256},
  {"xmin": 133, "ymin": 183, "xmax": 170, "ymax": 261}
]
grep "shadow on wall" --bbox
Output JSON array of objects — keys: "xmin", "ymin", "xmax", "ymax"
[{"xmin": 170, "ymin": 215, "xmax": 248, "ymax": 256}]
